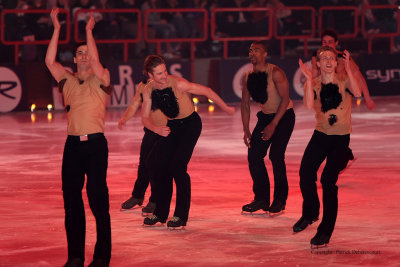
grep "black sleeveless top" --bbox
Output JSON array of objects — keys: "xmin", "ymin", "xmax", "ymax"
[
  {"xmin": 151, "ymin": 87, "xmax": 180, "ymax": 118},
  {"xmin": 246, "ymin": 71, "xmax": 269, "ymax": 104}
]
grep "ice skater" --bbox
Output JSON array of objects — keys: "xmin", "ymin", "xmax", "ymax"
[
  {"xmin": 45, "ymin": 9, "xmax": 112, "ymax": 267},
  {"xmin": 119, "ymin": 78, "xmax": 167, "ymax": 216},
  {"xmin": 241, "ymin": 41, "xmax": 295, "ymax": 216},
  {"xmin": 140, "ymin": 55, "xmax": 235, "ymax": 229},
  {"xmin": 293, "ymin": 46, "xmax": 361, "ymax": 248},
  {"xmin": 311, "ymin": 28, "xmax": 374, "ymax": 172}
]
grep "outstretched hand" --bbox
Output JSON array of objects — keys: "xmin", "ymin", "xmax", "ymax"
[
  {"xmin": 86, "ymin": 12, "xmax": 95, "ymax": 31},
  {"xmin": 118, "ymin": 119, "xmax": 126, "ymax": 130},
  {"xmin": 299, "ymin": 59, "xmax": 312, "ymax": 81},
  {"xmin": 50, "ymin": 8, "xmax": 61, "ymax": 30}
]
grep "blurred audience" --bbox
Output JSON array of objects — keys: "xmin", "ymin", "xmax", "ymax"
[{"xmin": 1, "ymin": 0, "xmax": 400, "ymax": 62}]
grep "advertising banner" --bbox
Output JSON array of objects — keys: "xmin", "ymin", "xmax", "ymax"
[
  {"xmin": 358, "ymin": 54, "xmax": 400, "ymax": 96},
  {"xmin": 218, "ymin": 54, "xmax": 400, "ymax": 102},
  {"xmin": 0, "ymin": 66, "xmax": 27, "ymax": 112},
  {"xmin": 219, "ymin": 56, "xmax": 308, "ymax": 102}
]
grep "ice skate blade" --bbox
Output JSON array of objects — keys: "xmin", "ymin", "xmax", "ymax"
[
  {"xmin": 269, "ymin": 210, "xmax": 285, "ymax": 218},
  {"xmin": 120, "ymin": 206, "xmax": 142, "ymax": 212},
  {"xmin": 167, "ymin": 226, "xmax": 186, "ymax": 231},
  {"xmin": 142, "ymin": 222, "xmax": 165, "ymax": 228},
  {"xmin": 141, "ymin": 212, "xmax": 153, "ymax": 217},
  {"xmin": 311, "ymin": 243, "xmax": 329, "ymax": 249},
  {"xmin": 241, "ymin": 210, "xmax": 268, "ymax": 216}
]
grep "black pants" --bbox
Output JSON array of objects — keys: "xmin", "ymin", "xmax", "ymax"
[
  {"xmin": 62, "ymin": 134, "xmax": 111, "ymax": 262},
  {"xmin": 299, "ymin": 130, "xmax": 350, "ymax": 237},
  {"xmin": 248, "ymin": 108, "xmax": 295, "ymax": 205},
  {"xmin": 131, "ymin": 128, "xmax": 162, "ymax": 202},
  {"xmin": 149, "ymin": 112, "xmax": 202, "ymax": 223}
]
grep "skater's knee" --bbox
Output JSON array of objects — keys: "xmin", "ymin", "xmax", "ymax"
[
  {"xmin": 320, "ymin": 175, "xmax": 338, "ymax": 189},
  {"xmin": 269, "ymin": 151, "xmax": 284, "ymax": 164}
]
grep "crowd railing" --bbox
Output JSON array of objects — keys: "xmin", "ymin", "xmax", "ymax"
[
  {"xmin": 1, "ymin": 8, "xmax": 71, "ymax": 65},
  {"xmin": 1, "ymin": 5, "xmax": 400, "ymax": 66},
  {"xmin": 210, "ymin": 7, "xmax": 273, "ymax": 59},
  {"xmin": 143, "ymin": 8, "xmax": 208, "ymax": 80},
  {"xmin": 360, "ymin": 5, "xmax": 400, "ymax": 54},
  {"xmin": 318, "ymin": 6, "xmax": 359, "ymax": 39},
  {"xmin": 74, "ymin": 8, "xmax": 141, "ymax": 62},
  {"xmin": 274, "ymin": 6, "xmax": 315, "ymax": 57}
]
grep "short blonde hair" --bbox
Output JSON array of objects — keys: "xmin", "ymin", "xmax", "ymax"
[{"xmin": 316, "ymin": 46, "xmax": 337, "ymax": 61}]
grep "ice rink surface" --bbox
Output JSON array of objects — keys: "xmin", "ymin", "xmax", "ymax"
[{"xmin": 0, "ymin": 96, "xmax": 399, "ymax": 266}]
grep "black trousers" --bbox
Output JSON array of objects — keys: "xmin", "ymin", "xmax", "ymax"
[
  {"xmin": 131, "ymin": 128, "xmax": 162, "ymax": 203},
  {"xmin": 149, "ymin": 112, "xmax": 202, "ymax": 223},
  {"xmin": 248, "ymin": 108, "xmax": 295, "ymax": 205},
  {"xmin": 62, "ymin": 134, "xmax": 111, "ymax": 262},
  {"xmin": 299, "ymin": 130, "xmax": 350, "ymax": 237}
]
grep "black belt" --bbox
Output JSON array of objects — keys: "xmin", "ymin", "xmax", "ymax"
[{"xmin": 68, "ymin": 133, "xmax": 104, "ymax": 141}]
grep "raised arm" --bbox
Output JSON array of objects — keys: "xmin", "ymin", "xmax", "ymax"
[
  {"xmin": 241, "ymin": 72, "xmax": 251, "ymax": 147},
  {"xmin": 311, "ymin": 56, "xmax": 319, "ymax": 79},
  {"xmin": 177, "ymin": 78, "xmax": 235, "ymax": 115},
  {"xmin": 343, "ymin": 50, "xmax": 361, "ymax": 98},
  {"xmin": 45, "ymin": 8, "xmax": 67, "ymax": 82},
  {"xmin": 354, "ymin": 69, "xmax": 375, "ymax": 110},
  {"xmin": 86, "ymin": 12, "xmax": 110, "ymax": 86},
  {"xmin": 299, "ymin": 59, "xmax": 314, "ymax": 109},
  {"xmin": 118, "ymin": 83, "xmax": 144, "ymax": 130}
]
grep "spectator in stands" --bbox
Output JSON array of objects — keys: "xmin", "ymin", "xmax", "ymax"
[
  {"xmin": 361, "ymin": 0, "xmax": 400, "ymax": 51},
  {"xmin": 182, "ymin": 0, "xmax": 208, "ymax": 38},
  {"xmin": 249, "ymin": 0, "xmax": 270, "ymax": 37},
  {"xmin": 141, "ymin": 0, "xmax": 178, "ymax": 58},
  {"xmin": 189, "ymin": 0, "xmax": 219, "ymax": 57},
  {"xmin": 26, "ymin": 0, "xmax": 51, "ymax": 40},
  {"xmin": 266, "ymin": 0, "xmax": 301, "ymax": 54},
  {"xmin": 20, "ymin": 0, "xmax": 52, "ymax": 61},
  {"xmin": 72, "ymin": 0, "xmax": 103, "ymax": 40},
  {"xmin": 115, "ymin": 0, "xmax": 141, "ymax": 58},
  {"xmin": 214, "ymin": 0, "xmax": 253, "ymax": 56},
  {"xmin": 215, "ymin": 0, "xmax": 252, "ymax": 37},
  {"xmin": 117, "ymin": 0, "xmax": 139, "ymax": 39},
  {"xmin": 162, "ymin": 0, "xmax": 191, "ymax": 39}
]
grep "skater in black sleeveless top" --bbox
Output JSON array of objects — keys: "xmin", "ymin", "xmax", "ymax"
[
  {"xmin": 140, "ymin": 55, "xmax": 235, "ymax": 229},
  {"xmin": 241, "ymin": 41, "xmax": 295, "ymax": 216},
  {"xmin": 294, "ymin": 46, "xmax": 361, "ymax": 248}
]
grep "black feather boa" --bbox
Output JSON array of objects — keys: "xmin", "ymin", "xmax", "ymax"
[
  {"xmin": 247, "ymin": 72, "xmax": 268, "ymax": 104},
  {"xmin": 320, "ymin": 83, "xmax": 342, "ymax": 113},
  {"xmin": 151, "ymin": 87, "xmax": 179, "ymax": 118}
]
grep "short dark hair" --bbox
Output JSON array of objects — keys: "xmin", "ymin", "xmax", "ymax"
[
  {"xmin": 143, "ymin": 55, "xmax": 166, "ymax": 76},
  {"xmin": 321, "ymin": 29, "xmax": 338, "ymax": 42},
  {"xmin": 75, "ymin": 42, "xmax": 87, "ymax": 54},
  {"xmin": 316, "ymin": 46, "xmax": 337, "ymax": 61},
  {"xmin": 251, "ymin": 41, "xmax": 267, "ymax": 52}
]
